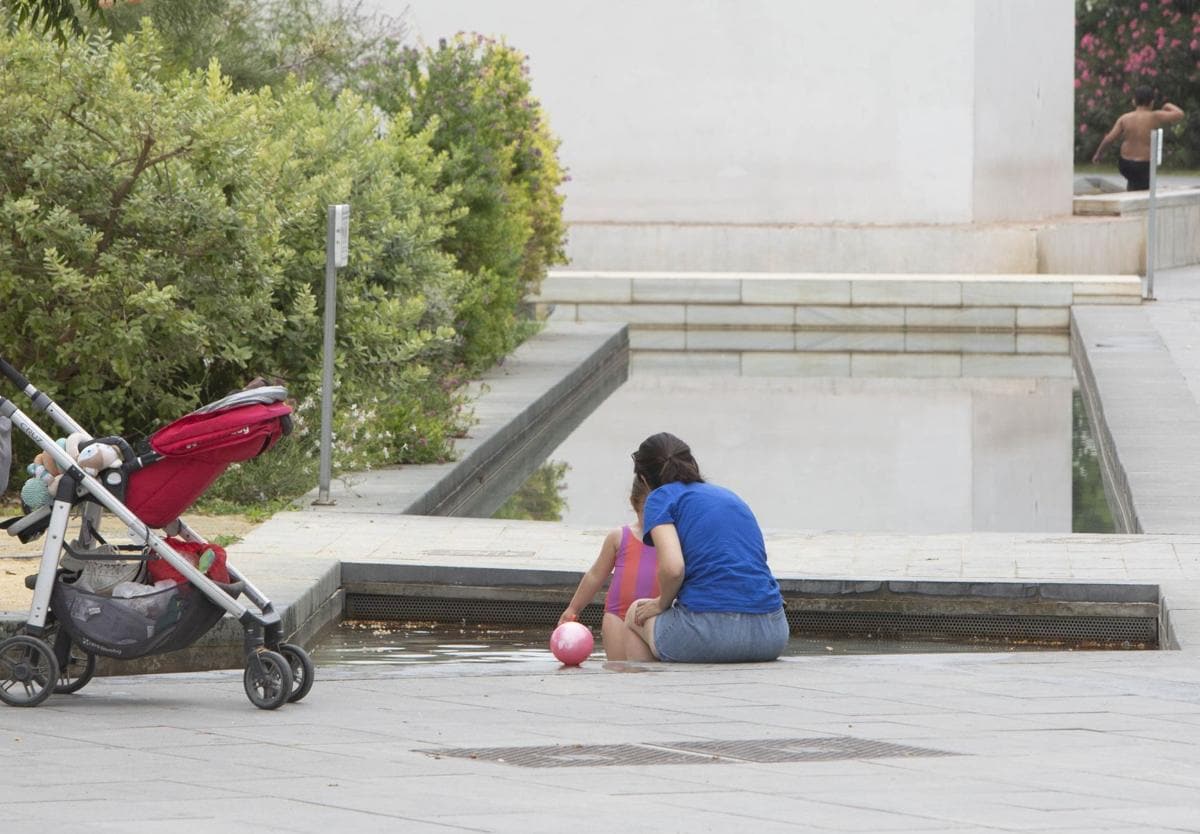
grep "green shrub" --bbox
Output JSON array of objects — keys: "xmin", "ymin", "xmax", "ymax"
[
  {"xmin": 0, "ymin": 23, "xmax": 468, "ymax": 488},
  {"xmin": 362, "ymin": 34, "xmax": 569, "ymax": 370},
  {"xmin": 255, "ymin": 83, "xmax": 467, "ymax": 464},
  {"xmin": 0, "ymin": 18, "xmax": 572, "ymax": 507},
  {"xmin": 0, "ymin": 26, "xmax": 287, "ymax": 437}
]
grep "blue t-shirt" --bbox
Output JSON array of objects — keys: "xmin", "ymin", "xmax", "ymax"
[{"xmin": 642, "ymin": 481, "xmax": 783, "ymax": 614}]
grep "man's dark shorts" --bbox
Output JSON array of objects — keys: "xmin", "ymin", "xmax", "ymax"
[{"xmin": 1119, "ymin": 157, "xmax": 1150, "ymax": 191}]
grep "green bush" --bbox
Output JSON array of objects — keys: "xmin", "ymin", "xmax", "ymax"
[
  {"xmin": 0, "ymin": 23, "xmax": 468, "ymax": 489},
  {"xmin": 362, "ymin": 34, "xmax": 569, "ymax": 370},
  {"xmin": 0, "ymin": 18, "xmax": 572, "ymax": 506},
  {"xmin": 0, "ymin": 27, "xmax": 287, "ymax": 437}
]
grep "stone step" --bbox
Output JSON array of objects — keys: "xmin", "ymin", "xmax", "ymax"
[{"xmin": 531, "ymin": 271, "xmax": 1142, "ymax": 334}]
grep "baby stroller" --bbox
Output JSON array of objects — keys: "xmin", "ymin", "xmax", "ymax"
[{"xmin": 0, "ymin": 357, "xmax": 314, "ymax": 710}]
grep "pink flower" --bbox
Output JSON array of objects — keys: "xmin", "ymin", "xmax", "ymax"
[
  {"xmin": 1192, "ymin": 38, "xmax": 1200, "ymax": 50},
  {"xmin": 1080, "ymin": 124, "xmax": 1089, "ymax": 134},
  {"xmin": 1082, "ymin": 68, "xmax": 1091, "ymax": 80},
  {"xmin": 1074, "ymin": 78, "xmax": 1083, "ymax": 89},
  {"xmin": 1140, "ymin": 2, "xmax": 1149, "ymax": 10}
]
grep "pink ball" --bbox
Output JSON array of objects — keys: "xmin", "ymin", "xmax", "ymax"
[{"xmin": 549, "ymin": 621, "xmax": 594, "ymax": 666}]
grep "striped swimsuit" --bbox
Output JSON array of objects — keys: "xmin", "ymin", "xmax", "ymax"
[{"xmin": 605, "ymin": 525, "xmax": 659, "ymax": 618}]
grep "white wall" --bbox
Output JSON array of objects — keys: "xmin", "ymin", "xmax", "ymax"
[
  {"xmin": 380, "ymin": 1, "xmax": 1073, "ymax": 237},
  {"xmin": 972, "ymin": 0, "xmax": 1075, "ymax": 222}
]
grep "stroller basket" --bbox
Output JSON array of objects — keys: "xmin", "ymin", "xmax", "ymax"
[{"xmin": 51, "ymin": 577, "xmax": 244, "ymax": 660}]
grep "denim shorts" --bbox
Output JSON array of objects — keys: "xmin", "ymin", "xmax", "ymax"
[{"xmin": 653, "ymin": 604, "xmax": 789, "ymax": 663}]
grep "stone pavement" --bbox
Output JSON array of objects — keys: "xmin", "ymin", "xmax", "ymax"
[
  {"xmin": 8, "ymin": 269, "xmax": 1200, "ymax": 831},
  {"xmin": 3, "ymin": 642, "xmax": 1200, "ymax": 832},
  {"xmin": 5, "ymin": 511, "xmax": 1200, "ymax": 832},
  {"xmin": 1073, "ymin": 264, "xmax": 1200, "ymax": 533}
]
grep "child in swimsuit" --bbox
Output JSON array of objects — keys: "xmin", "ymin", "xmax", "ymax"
[{"xmin": 558, "ymin": 476, "xmax": 658, "ymax": 661}]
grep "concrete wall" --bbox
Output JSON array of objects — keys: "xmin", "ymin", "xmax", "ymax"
[
  {"xmin": 972, "ymin": 0, "xmax": 1075, "ymax": 223},
  {"xmin": 532, "ymin": 271, "xmax": 1141, "ymax": 378},
  {"xmin": 391, "ymin": 0, "xmax": 1074, "ymax": 231},
  {"xmin": 1073, "ymin": 188, "xmax": 1200, "ymax": 270}
]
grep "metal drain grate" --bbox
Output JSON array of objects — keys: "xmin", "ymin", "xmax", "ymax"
[
  {"xmin": 787, "ymin": 610, "xmax": 1155, "ymax": 644},
  {"xmin": 346, "ymin": 594, "xmax": 606, "ymax": 628},
  {"xmin": 345, "ymin": 593, "xmax": 1156, "ymax": 645},
  {"xmin": 664, "ymin": 737, "xmax": 954, "ymax": 763},
  {"xmin": 420, "ymin": 736, "xmax": 957, "ymax": 768}
]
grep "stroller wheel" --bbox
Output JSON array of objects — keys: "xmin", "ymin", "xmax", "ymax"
[
  {"xmin": 278, "ymin": 643, "xmax": 315, "ymax": 703},
  {"xmin": 49, "ymin": 626, "xmax": 97, "ymax": 695},
  {"xmin": 0, "ymin": 636, "xmax": 59, "ymax": 707},
  {"xmin": 243, "ymin": 650, "xmax": 293, "ymax": 710}
]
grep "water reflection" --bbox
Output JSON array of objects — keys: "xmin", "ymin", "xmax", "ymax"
[{"xmin": 544, "ymin": 375, "xmax": 1074, "ymax": 533}]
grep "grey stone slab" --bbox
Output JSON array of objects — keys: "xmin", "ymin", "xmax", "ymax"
[{"xmin": 633, "ymin": 275, "xmax": 741, "ymax": 303}]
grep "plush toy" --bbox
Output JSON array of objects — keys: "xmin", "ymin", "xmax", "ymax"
[
  {"xmin": 76, "ymin": 442, "xmax": 123, "ymax": 476},
  {"xmin": 18, "ymin": 435, "xmax": 107, "ymax": 510},
  {"xmin": 20, "ymin": 475, "xmax": 52, "ymax": 510},
  {"xmin": 64, "ymin": 432, "xmax": 88, "ymax": 462},
  {"xmin": 21, "ymin": 453, "xmax": 62, "ymax": 510}
]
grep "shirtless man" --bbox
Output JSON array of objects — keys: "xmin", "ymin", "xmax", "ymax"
[{"xmin": 1092, "ymin": 85, "xmax": 1186, "ymax": 191}]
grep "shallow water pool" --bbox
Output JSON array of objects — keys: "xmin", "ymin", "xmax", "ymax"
[{"xmin": 310, "ymin": 620, "xmax": 1102, "ymax": 668}]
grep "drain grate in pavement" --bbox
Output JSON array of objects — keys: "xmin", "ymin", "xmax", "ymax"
[
  {"xmin": 423, "ymin": 743, "xmax": 721, "ymax": 768},
  {"xmin": 420, "ymin": 736, "xmax": 957, "ymax": 768},
  {"xmin": 664, "ymin": 736, "xmax": 955, "ymax": 763}
]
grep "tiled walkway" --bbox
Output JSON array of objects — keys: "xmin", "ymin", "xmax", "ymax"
[{"xmin": 6, "ymin": 270, "xmax": 1200, "ymax": 832}]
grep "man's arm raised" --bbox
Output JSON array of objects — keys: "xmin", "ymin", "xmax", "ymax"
[{"xmin": 1158, "ymin": 102, "xmax": 1185, "ymax": 126}]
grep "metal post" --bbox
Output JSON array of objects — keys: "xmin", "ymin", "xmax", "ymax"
[
  {"xmin": 1145, "ymin": 128, "xmax": 1161, "ymax": 301},
  {"xmin": 316, "ymin": 205, "xmax": 350, "ymax": 505}
]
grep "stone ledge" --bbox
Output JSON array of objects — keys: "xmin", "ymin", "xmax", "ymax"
[
  {"xmin": 1074, "ymin": 186, "xmax": 1200, "ymax": 216},
  {"xmin": 310, "ymin": 321, "xmax": 629, "ymax": 518},
  {"xmin": 534, "ymin": 271, "xmax": 1142, "ymax": 310}
]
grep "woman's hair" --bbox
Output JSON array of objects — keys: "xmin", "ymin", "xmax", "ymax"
[{"xmin": 632, "ymin": 432, "xmax": 704, "ymax": 490}]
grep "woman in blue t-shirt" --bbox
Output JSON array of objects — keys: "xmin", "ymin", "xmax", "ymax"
[{"xmin": 624, "ymin": 432, "xmax": 789, "ymax": 662}]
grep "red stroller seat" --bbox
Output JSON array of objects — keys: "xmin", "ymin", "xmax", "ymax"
[{"xmin": 125, "ymin": 394, "xmax": 292, "ymax": 528}]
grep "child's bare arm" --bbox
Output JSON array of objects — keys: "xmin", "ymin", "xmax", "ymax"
[
  {"xmin": 630, "ymin": 523, "xmax": 686, "ymax": 626},
  {"xmin": 559, "ymin": 528, "xmax": 621, "ymax": 623}
]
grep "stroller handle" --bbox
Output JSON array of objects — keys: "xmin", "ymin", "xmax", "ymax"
[
  {"xmin": 0, "ymin": 356, "xmax": 32, "ymax": 393},
  {"xmin": 0, "ymin": 355, "xmax": 88, "ymax": 436}
]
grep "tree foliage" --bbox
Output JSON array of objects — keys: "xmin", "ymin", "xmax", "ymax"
[
  {"xmin": 362, "ymin": 34, "xmax": 569, "ymax": 370},
  {"xmin": 3, "ymin": 0, "xmax": 105, "ymax": 43},
  {"xmin": 93, "ymin": 0, "xmax": 404, "ymax": 94},
  {"xmin": 0, "ymin": 23, "xmax": 465, "ymax": 469},
  {"xmin": 1076, "ymin": 0, "xmax": 1200, "ymax": 166},
  {"xmin": 0, "ymin": 12, "xmax": 572, "ymax": 503}
]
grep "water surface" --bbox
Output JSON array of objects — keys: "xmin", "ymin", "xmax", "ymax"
[{"xmin": 544, "ymin": 375, "xmax": 1074, "ymax": 533}]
